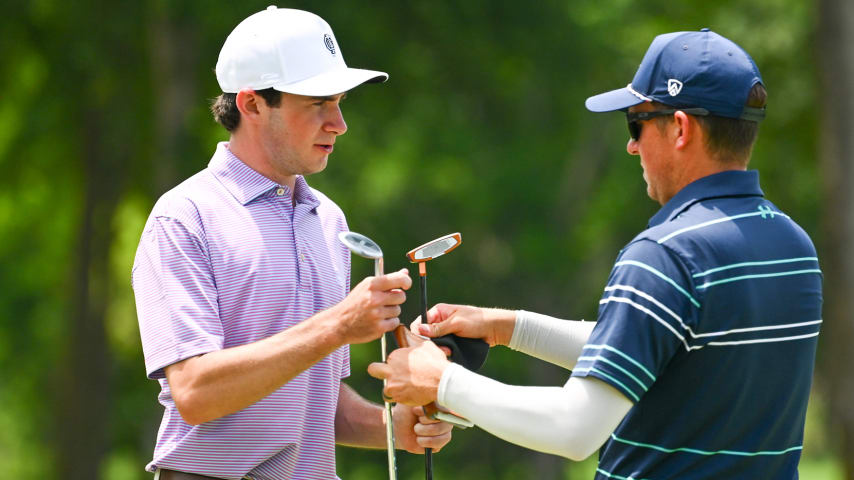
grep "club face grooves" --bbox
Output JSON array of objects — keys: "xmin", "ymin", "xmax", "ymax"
[
  {"xmin": 407, "ymin": 233, "xmax": 461, "ymax": 262},
  {"xmin": 338, "ymin": 231, "xmax": 383, "ymax": 259}
]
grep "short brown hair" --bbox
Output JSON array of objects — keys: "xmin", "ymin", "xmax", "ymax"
[
  {"xmin": 653, "ymin": 83, "xmax": 767, "ymax": 165},
  {"xmin": 210, "ymin": 89, "xmax": 283, "ymax": 132},
  {"xmin": 694, "ymin": 83, "xmax": 767, "ymax": 165}
]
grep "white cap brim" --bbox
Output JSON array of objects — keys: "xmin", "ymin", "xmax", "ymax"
[
  {"xmin": 273, "ymin": 67, "xmax": 388, "ymax": 96},
  {"xmin": 585, "ymin": 86, "xmax": 648, "ymax": 112}
]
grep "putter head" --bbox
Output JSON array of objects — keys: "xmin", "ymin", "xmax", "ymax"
[
  {"xmin": 338, "ymin": 231, "xmax": 383, "ymax": 260},
  {"xmin": 404, "ymin": 232, "xmax": 490, "ymax": 372},
  {"xmin": 406, "ymin": 233, "xmax": 461, "ymax": 262}
]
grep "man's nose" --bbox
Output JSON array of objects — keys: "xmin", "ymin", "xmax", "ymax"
[
  {"xmin": 324, "ymin": 105, "xmax": 347, "ymax": 135},
  {"xmin": 626, "ymin": 137, "xmax": 639, "ymax": 155}
]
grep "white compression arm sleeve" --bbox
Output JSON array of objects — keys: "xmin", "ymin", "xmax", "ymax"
[
  {"xmin": 437, "ymin": 364, "xmax": 633, "ymax": 461},
  {"xmin": 508, "ymin": 310, "xmax": 595, "ymax": 370}
]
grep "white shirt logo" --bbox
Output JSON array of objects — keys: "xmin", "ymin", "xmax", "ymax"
[{"xmin": 668, "ymin": 79, "xmax": 683, "ymax": 96}]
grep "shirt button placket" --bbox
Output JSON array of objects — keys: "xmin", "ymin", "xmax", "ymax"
[
  {"xmin": 297, "ymin": 243, "xmax": 312, "ymax": 290},
  {"xmin": 273, "ymin": 185, "xmax": 301, "ymax": 288}
]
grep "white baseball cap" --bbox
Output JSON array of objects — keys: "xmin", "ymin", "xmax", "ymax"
[{"xmin": 215, "ymin": 6, "xmax": 388, "ymax": 96}]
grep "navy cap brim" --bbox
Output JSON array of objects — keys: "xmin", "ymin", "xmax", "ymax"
[{"xmin": 585, "ymin": 86, "xmax": 647, "ymax": 112}]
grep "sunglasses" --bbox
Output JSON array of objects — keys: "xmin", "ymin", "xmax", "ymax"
[{"xmin": 626, "ymin": 107, "xmax": 710, "ymax": 140}]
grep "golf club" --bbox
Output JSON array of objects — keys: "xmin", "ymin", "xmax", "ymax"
[
  {"xmin": 338, "ymin": 231, "xmax": 397, "ymax": 480},
  {"xmin": 405, "ymin": 233, "xmax": 477, "ymax": 480},
  {"xmin": 406, "ymin": 234, "xmax": 489, "ymax": 370}
]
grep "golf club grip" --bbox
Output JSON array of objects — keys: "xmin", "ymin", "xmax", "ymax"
[
  {"xmin": 391, "ymin": 326, "xmax": 444, "ymax": 419},
  {"xmin": 393, "ymin": 325, "xmax": 409, "ymax": 348}
]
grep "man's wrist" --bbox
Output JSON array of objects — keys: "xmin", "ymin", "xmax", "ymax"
[
  {"xmin": 431, "ymin": 358, "xmax": 453, "ymax": 400},
  {"xmin": 304, "ymin": 306, "xmax": 348, "ymax": 349},
  {"xmin": 486, "ymin": 308, "xmax": 517, "ymax": 347}
]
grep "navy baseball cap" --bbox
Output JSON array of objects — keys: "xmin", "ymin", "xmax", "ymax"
[{"xmin": 586, "ymin": 29, "xmax": 765, "ymax": 121}]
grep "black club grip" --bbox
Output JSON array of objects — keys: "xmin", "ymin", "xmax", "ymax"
[{"xmin": 432, "ymin": 334, "xmax": 489, "ymax": 371}]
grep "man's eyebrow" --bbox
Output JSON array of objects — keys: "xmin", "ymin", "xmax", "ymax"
[{"xmin": 309, "ymin": 93, "xmax": 347, "ymax": 102}]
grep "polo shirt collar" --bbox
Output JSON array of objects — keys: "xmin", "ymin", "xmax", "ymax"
[
  {"xmin": 209, "ymin": 142, "xmax": 320, "ymax": 209},
  {"xmin": 649, "ymin": 170, "xmax": 764, "ymax": 227}
]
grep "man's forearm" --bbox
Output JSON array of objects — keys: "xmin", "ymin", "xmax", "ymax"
[
  {"xmin": 165, "ymin": 308, "xmax": 345, "ymax": 425},
  {"xmin": 335, "ymin": 382, "xmax": 386, "ymax": 448},
  {"xmin": 508, "ymin": 311, "xmax": 595, "ymax": 370},
  {"xmin": 438, "ymin": 365, "xmax": 632, "ymax": 461},
  {"xmin": 165, "ymin": 271, "xmax": 411, "ymax": 425}
]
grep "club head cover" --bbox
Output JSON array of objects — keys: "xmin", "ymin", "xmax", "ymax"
[{"xmin": 432, "ymin": 334, "xmax": 489, "ymax": 371}]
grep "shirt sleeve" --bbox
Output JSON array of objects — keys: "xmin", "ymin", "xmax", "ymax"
[
  {"xmin": 132, "ymin": 215, "xmax": 223, "ymax": 379},
  {"xmin": 571, "ymin": 239, "xmax": 699, "ymax": 403}
]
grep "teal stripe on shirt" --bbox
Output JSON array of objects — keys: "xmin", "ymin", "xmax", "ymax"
[
  {"xmin": 577, "ymin": 355, "xmax": 650, "ymax": 392},
  {"xmin": 574, "ymin": 367, "xmax": 641, "ymax": 402},
  {"xmin": 697, "ymin": 269, "xmax": 822, "ymax": 290},
  {"xmin": 583, "ymin": 344, "xmax": 657, "ymax": 382},
  {"xmin": 610, "ymin": 433, "xmax": 803, "ymax": 457},
  {"xmin": 614, "ymin": 260, "xmax": 701, "ymax": 308},
  {"xmin": 692, "ymin": 257, "xmax": 819, "ymax": 278},
  {"xmin": 595, "ymin": 468, "xmax": 653, "ymax": 480},
  {"xmin": 657, "ymin": 209, "xmax": 790, "ymax": 244}
]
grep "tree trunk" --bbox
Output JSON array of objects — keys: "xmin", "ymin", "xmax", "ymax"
[
  {"xmin": 818, "ymin": 0, "xmax": 854, "ymax": 477},
  {"xmin": 150, "ymin": 8, "xmax": 200, "ymax": 194},
  {"xmin": 54, "ymin": 110, "xmax": 122, "ymax": 479}
]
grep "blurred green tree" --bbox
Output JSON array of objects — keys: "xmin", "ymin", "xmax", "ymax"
[
  {"xmin": 817, "ymin": 0, "xmax": 854, "ymax": 478},
  {"xmin": 0, "ymin": 0, "xmax": 841, "ymax": 478}
]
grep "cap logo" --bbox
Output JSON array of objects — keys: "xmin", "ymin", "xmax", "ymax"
[
  {"xmin": 667, "ymin": 79, "xmax": 683, "ymax": 96},
  {"xmin": 323, "ymin": 34, "xmax": 336, "ymax": 55}
]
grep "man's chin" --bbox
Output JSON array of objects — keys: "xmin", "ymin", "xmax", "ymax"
[{"xmin": 302, "ymin": 158, "xmax": 328, "ymax": 176}]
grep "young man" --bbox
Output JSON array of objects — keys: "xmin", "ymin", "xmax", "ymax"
[
  {"xmin": 370, "ymin": 29, "xmax": 822, "ymax": 478},
  {"xmin": 132, "ymin": 7, "xmax": 451, "ymax": 480}
]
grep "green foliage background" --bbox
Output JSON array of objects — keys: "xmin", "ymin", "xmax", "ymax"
[{"xmin": 0, "ymin": 0, "xmax": 840, "ymax": 478}]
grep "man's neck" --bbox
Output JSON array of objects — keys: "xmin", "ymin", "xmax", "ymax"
[
  {"xmin": 227, "ymin": 134, "xmax": 297, "ymax": 192},
  {"xmin": 661, "ymin": 149, "xmax": 747, "ymax": 205}
]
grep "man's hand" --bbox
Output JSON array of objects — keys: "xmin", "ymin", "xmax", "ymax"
[
  {"xmin": 367, "ymin": 341, "xmax": 450, "ymax": 406},
  {"xmin": 411, "ymin": 303, "xmax": 516, "ymax": 347},
  {"xmin": 332, "ymin": 268, "xmax": 412, "ymax": 345},
  {"xmin": 392, "ymin": 404, "xmax": 453, "ymax": 453}
]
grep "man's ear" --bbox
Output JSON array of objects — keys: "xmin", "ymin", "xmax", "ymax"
[
  {"xmin": 235, "ymin": 89, "xmax": 262, "ymax": 123},
  {"xmin": 672, "ymin": 110, "xmax": 695, "ymax": 151}
]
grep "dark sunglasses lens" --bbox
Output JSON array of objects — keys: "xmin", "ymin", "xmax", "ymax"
[{"xmin": 627, "ymin": 120, "xmax": 640, "ymax": 140}]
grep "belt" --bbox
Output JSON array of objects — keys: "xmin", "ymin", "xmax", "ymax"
[{"xmin": 157, "ymin": 469, "xmax": 252, "ymax": 480}]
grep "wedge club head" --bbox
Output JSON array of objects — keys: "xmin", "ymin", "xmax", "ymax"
[{"xmin": 339, "ymin": 231, "xmax": 384, "ymax": 276}]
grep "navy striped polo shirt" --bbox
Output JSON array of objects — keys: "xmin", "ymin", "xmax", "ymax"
[{"xmin": 572, "ymin": 170, "xmax": 822, "ymax": 479}]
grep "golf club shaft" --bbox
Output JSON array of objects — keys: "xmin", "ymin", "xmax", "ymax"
[
  {"xmin": 375, "ymin": 258, "xmax": 397, "ymax": 480},
  {"xmin": 390, "ymin": 287, "xmax": 436, "ymax": 480},
  {"xmin": 419, "ymin": 274, "xmax": 434, "ymax": 480},
  {"xmin": 381, "ymin": 333, "xmax": 397, "ymax": 480}
]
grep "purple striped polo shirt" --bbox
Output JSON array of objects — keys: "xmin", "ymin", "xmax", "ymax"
[{"xmin": 132, "ymin": 142, "xmax": 352, "ymax": 480}]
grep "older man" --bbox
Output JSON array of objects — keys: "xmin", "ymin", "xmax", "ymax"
[{"xmin": 371, "ymin": 29, "xmax": 822, "ymax": 479}]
